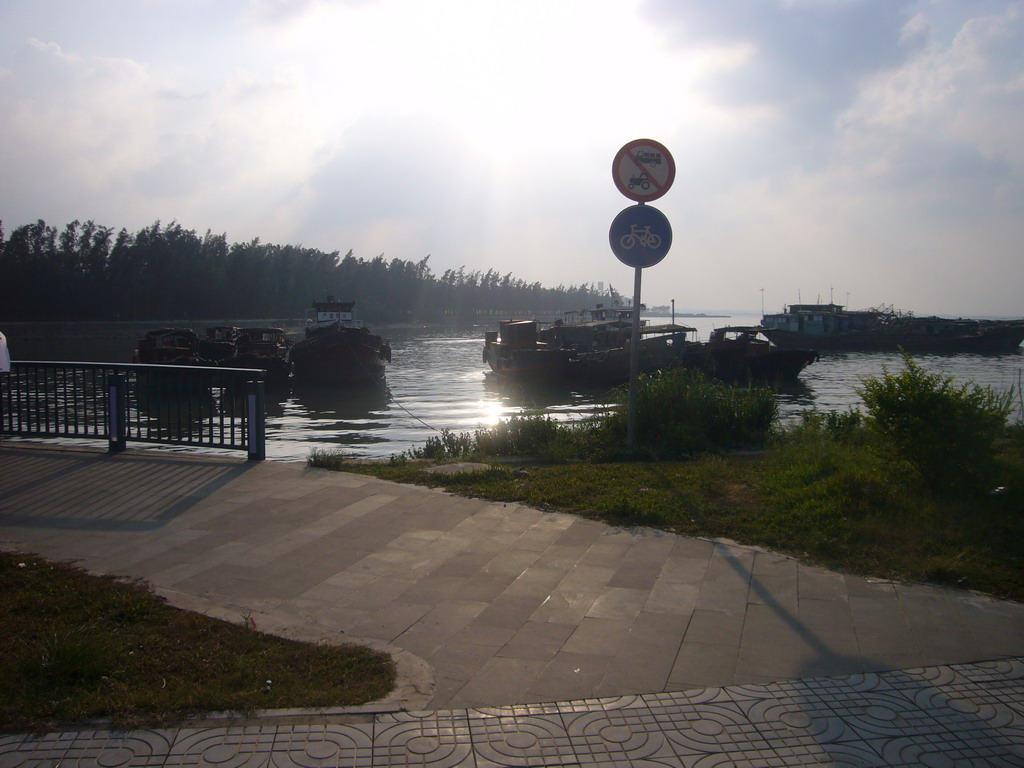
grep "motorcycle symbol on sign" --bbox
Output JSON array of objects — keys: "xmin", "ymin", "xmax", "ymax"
[{"xmin": 619, "ymin": 224, "xmax": 662, "ymax": 250}]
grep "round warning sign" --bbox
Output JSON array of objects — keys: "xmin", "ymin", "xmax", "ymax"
[
  {"xmin": 612, "ymin": 139, "xmax": 675, "ymax": 202},
  {"xmin": 609, "ymin": 204, "xmax": 672, "ymax": 268}
]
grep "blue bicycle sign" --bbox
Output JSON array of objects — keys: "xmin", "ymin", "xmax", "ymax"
[
  {"xmin": 609, "ymin": 205, "xmax": 672, "ymax": 268},
  {"xmin": 619, "ymin": 223, "xmax": 662, "ymax": 250}
]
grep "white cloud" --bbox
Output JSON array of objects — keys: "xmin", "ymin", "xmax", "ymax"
[
  {"xmin": 0, "ymin": 32, "xmax": 325, "ymax": 237},
  {"xmin": 836, "ymin": 4, "xmax": 1024, "ymax": 199},
  {"xmin": 1, "ymin": 0, "xmax": 1022, "ymax": 315}
]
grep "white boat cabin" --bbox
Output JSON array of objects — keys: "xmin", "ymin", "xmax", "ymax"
[{"xmin": 306, "ymin": 298, "xmax": 359, "ymax": 330}]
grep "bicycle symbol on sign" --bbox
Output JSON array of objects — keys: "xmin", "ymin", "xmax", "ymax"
[{"xmin": 619, "ymin": 224, "xmax": 662, "ymax": 250}]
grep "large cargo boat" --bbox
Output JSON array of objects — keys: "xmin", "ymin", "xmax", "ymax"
[
  {"xmin": 484, "ymin": 304, "xmax": 816, "ymax": 386},
  {"xmin": 761, "ymin": 304, "xmax": 1024, "ymax": 353},
  {"xmin": 483, "ymin": 320, "xmax": 576, "ymax": 384},
  {"xmin": 290, "ymin": 298, "xmax": 390, "ymax": 385}
]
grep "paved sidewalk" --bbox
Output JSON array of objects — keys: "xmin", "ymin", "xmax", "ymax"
[
  {"xmin": 2, "ymin": 658, "xmax": 1023, "ymax": 767},
  {"xmin": 2, "ymin": 443, "xmax": 1024, "ymax": 765}
]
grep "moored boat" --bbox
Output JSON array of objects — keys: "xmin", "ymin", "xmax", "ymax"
[
  {"xmin": 706, "ymin": 326, "xmax": 818, "ymax": 382},
  {"xmin": 290, "ymin": 298, "xmax": 390, "ymax": 385},
  {"xmin": 761, "ymin": 303, "xmax": 1024, "ymax": 353},
  {"xmin": 223, "ymin": 327, "xmax": 292, "ymax": 383},
  {"xmin": 542, "ymin": 303, "xmax": 703, "ymax": 384},
  {"xmin": 483, "ymin": 320, "xmax": 576, "ymax": 383},
  {"xmin": 483, "ymin": 304, "xmax": 701, "ymax": 386},
  {"xmin": 483, "ymin": 303, "xmax": 825, "ymax": 387},
  {"xmin": 133, "ymin": 328, "xmax": 208, "ymax": 365},
  {"xmin": 198, "ymin": 326, "xmax": 239, "ymax": 363}
]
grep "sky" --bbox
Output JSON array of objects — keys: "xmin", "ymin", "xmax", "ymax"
[{"xmin": 1, "ymin": 0, "xmax": 1022, "ymax": 317}]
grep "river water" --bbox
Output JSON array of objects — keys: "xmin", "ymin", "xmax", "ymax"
[{"xmin": 4, "ymin": 315, "xmax": 1023, "ymax": 461}]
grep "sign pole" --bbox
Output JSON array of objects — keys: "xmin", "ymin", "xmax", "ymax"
[
  {"xmin": 628, "ymin": 265, "xmax": 642, "ymax": 448},
  {"xmin": 610, "ymin": 138, "xmax": 676, "ymax": 452}
]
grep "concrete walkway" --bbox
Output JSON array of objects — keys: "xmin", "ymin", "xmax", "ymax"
[{"xmin": 2, "ymin": 443, "xmax": 1023, "ymax": 765}]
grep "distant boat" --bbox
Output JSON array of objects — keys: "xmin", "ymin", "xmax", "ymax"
[
  {"xmin": 133, "ymin": 327, "xmax": 206, "ymax": 365},
  {"xmin": 198, "ymin": 326, "xmax": 240, "ymax": 363},
  {"xmin": 761, "ymin": 303, "xmax": 1024, "ymax": 353},
  {"xmin": 290, "ymin": 298, "xmax": 390, "ymax": 385},
  {"xmin": 222, "ymin": 327, "xmax": 292, "ymax": 383}
]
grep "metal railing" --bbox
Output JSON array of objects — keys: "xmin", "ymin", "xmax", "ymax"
[{"xmin": 0, "ymin": 362, "xmax": 266, "ymax": 460}]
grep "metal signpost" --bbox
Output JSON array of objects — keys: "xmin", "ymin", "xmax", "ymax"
[{"xmin": 609, "ymin": 139, "xmax": 675, "ymax": 447}]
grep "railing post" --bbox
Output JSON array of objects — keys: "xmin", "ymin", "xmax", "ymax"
[
  {"xmin": 246, "ymin": 378, "xmax": 266, "ymax": 461},
  {"xmin": 107, "ymin": 374, "xmax": 127, "ymax": 453},
  {"xmin": 0, "ymin": 369, "xmax": 7, "ymax": 437}
]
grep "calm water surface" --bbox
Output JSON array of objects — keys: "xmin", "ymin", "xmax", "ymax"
[{"xmin": 5, "ymin": 315, "xmax": 1023, "ymax": 461}]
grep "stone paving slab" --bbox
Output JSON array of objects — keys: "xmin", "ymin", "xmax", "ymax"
[{"xmin": 1, "ymin": 658, "xmax": 1023, "ymax": 766}]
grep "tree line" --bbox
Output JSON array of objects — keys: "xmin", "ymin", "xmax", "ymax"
[{"xmin": 0, "ymin": 219, "xmax": 608, "ymax": 324}]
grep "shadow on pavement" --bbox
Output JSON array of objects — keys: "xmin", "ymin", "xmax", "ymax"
[{"xmin": 0, "ymin": 446, "xmax": 255, "ymax": 531}]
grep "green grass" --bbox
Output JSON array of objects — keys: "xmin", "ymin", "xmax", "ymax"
[
  {"xmin": 0, "ymin": 552, "xmax": 395, "ymax": 733},
  {"xmin": 313, "ymin": 426, "xmax": 1024, "ymax": 601}
]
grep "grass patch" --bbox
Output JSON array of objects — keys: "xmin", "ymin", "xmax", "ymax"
[{"xmin": 0, "ymin": 552, "xmax": 395, "ymax": 733}]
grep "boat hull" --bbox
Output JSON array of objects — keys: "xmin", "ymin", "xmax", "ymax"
[
  {"xmin": 763, "ymin": 325, "xmax": 1024, "ymax": 353},
  {"xmin": 223, "ymin": 353, "xmax": 291, "ymax": 383},
  {"xmin": 290, "ymin": 328, "xmax": 387, "ymax": 385},
  {"xmin": 484, "ymin": 345, "xmax": 576, "ymax": 384},
  {"xmin": 761, "ymin": 303, "xmax": 1024, "ymax": 353}
]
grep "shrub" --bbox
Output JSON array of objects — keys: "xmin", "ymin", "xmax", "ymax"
[
  {"xmin": 414, "ymin": 428, "xmax": 477, "ymax": 459},
  {"xmin": 307, "ymin": 447, "xmax": 355, "ymax": 470},
  {"xmin": 474, "ymin": 415, "xmax": 564, "ymax": 457},
  {"xmin": 604, "ymin": 368, "xmax": 778, "ymax": 458},
  {"xmin": 397, "ymin": 415, "xmax": 601, "ymax": 463},
  {"xmin": 857, "ymin": 353, "xmax": 1014, "ymax": 494}
]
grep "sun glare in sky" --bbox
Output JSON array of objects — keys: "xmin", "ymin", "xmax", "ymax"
[{"xmin": 1, "ymin": 0, "xmax": 1022, "ymax": 315}]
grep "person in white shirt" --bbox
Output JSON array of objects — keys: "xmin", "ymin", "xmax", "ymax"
[{"xmin": 0, "ymin": 331, "xmax": 10, "ymax": 373}]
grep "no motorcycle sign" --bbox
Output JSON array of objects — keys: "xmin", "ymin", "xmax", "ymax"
[{"xmin": 612, "ymin": 139, "xmax": 675, "ymax": 203}]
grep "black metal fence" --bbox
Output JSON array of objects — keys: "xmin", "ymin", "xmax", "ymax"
[{"xmin": 0, "ymin": 362, "xmax": 266, "ymax": 460}]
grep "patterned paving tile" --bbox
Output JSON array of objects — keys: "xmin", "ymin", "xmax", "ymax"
[
  {"xmin": 3, "ymin": 659, "xmax": 1024, "ymax": 767},
  {"xmin": 469, "ymin": 713, "xmax": 576, "ymax": 767},
  {"xmin": 561, "ymin": 708, "xmax": 686, "ymax": 766},
  {"xmin": 663, "ymin": 711, "xmax": 780, "ymax": 759},
  {"xmin": 371, "ymin": 711, "xmax": 475, "ymax": 767},
  {"xmin": 269, "ymin": 724, "xmax": 374, "ymax": 768},
  {"xmin": 165, "ymin": 726, "xmax": 278, "ymax": 767},
  {"xmin": 0, "ymin": 736, "xmax": 28, "ymax": 768},
  {"xmin": 59, "ymin": 730, "xmax": 178, "ymax": 768},
  {"xmin": 560, "ymin": 694, "xmax": 647, "ymax": 713},
  {"xmin": 0, "ymin": 731, "xmax": 86, "ymax": 768},
  {"xmin": 466, "ymin": 702, "xmax": 564, "ymax": 718}
]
